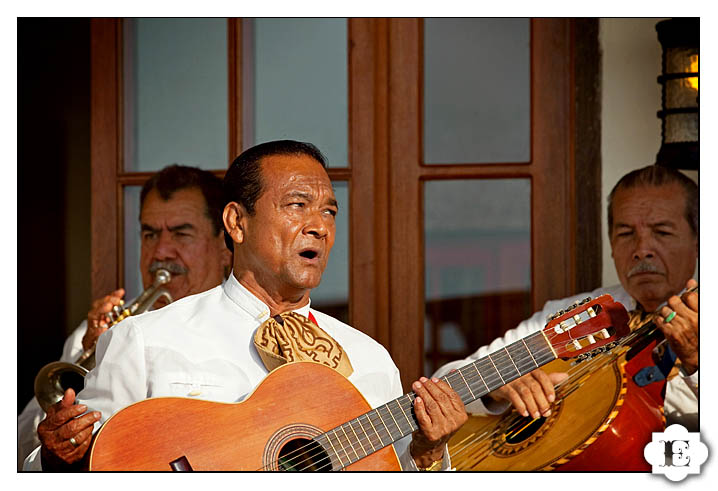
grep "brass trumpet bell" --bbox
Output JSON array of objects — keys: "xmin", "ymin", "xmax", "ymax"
[{"xmin": 33, "ymin": 269, "xmax": 172, "ymax": 411}]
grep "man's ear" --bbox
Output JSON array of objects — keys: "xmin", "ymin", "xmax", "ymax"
[{"xmin": 223, "ymin": 202, "xmax": 246, "ymax": 246}]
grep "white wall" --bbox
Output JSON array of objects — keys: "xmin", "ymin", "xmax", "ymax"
[
  {"xmin": 600, "ymin": 18, "xmax": 699, "ymax": 287},
  {"xmin": 600, "ymin": 18, "xmax": 665, "ymax": 286}
]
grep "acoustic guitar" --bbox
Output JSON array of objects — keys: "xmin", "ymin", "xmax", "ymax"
[
  {"xmin": 88, "ymin": 295, "xmax": 629, "ymax": 471},
  {"xmin": 448, "ymin": 313, "xmax": 671, "ymax": 471}
]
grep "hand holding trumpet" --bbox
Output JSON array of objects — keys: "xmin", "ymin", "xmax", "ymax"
[
  {"xmin": 84, "ymin": 288, "xmax": 125, "ymax": 352},
  {"xmin": 37, "ymin": 389, "xmax": 101, "ymax": 470}
]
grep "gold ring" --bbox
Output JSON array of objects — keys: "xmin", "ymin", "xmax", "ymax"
[
  {"xmin": 664, "ymin": 311, "xmax": 676, "ymax": 323},
  {"xmin": 69, "ymin": 437, "xmax": 79, "ymax": 448}
]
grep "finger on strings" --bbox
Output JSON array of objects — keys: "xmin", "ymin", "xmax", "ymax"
[
  {"xmin": 525, "ymin": 376, "xmax": 551, "ymax": 416},
  {"xmin": 531, "ymin": 369, "xmax": 556, "ymax": 404},
  {"xmin": 420, "ymin": 377, "xmax": 454, "ymax": 414},
  {"xmin": 516, "ymin": 382, "xmax": 541, "ymax": 419},
  {"xmin": 412, "ymin": 387, "xmax": 432, "ymax": 426},
  {"xmin": 504, "ymin": 385, "xmax": 530, "ymax": 418}
]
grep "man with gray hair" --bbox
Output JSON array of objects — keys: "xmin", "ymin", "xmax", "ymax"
[{"xmin": 436, "ymin": 164, "xmax": 699, "ymax": 435}]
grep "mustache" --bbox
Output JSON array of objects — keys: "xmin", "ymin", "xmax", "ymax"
[
  {"xmin": 627, "ymin": 261, "xmax": 664, "ymax": 277},
  {"xmin": 149, "ymin": 261, "xmax": 187, "ymax": 276}
]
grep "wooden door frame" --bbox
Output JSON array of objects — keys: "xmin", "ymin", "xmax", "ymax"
[
  {"xmin": 90, "ymin": 18, "xmax": 121, "ymax": 300},
  {"xmin": 386, "ymin": 18, "xmax": 595, "ymax": 388}
]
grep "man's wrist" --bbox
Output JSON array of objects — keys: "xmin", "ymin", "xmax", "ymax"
[
  {"xmin": 409, "ymin": 439, "xmax": 444, "ymax": 470},
  {"xmin": 680, "ymin": 363, "xmax": 697, "ymax": 377}
]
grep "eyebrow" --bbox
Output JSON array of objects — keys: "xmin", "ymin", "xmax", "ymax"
[
  {"xmin": 141, "ymin": 223, "xmax": 196, "ymax": 233},
  {"xmin": 613, "ymin": 220, "xmax": 677, "ymax": 230},
  {"xmin": 651, "ymin": 221, "xmax": 677, "ymax": 228},
  {"xmin": 286, "ymin": 191, "xmax": 339, "ymax": 209}
]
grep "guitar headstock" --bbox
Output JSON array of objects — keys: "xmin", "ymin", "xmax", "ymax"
[{"xmin": 542, "ymin": 294, "xmax": 630, "ymax": 360}]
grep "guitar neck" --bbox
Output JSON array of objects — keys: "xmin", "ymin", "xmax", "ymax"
[{"xmin": 316, "ymin": 330, "xmax": 556, "ymax": 469}]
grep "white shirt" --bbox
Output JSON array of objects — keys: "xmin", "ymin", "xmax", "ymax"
[
  {"xmin": 24, "ymin": 273, "xmax": 449, "ymax": 471},
  {"xmin": 17, "ymin": 321, "xmax": 86, "ymax": 470},
  {"xmin": 433, "ymin": 284, "xmax": 698, "ymax": 430}
]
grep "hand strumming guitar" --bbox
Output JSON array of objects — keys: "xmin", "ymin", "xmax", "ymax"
[{"xmin": 485, "ymin": 368, "xmax": 568, "ymax": 419}]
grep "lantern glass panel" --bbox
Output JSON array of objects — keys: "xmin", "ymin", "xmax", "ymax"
[
  {"xmin": 664, "ymin": 113, "xmax": 698, "ymax": 143},
  {"xmin": 666, "ymin": 47, "xmax": 698, "ymax": 74},
  {"xmin": 666, "ymin": 79, "xmax": 699, "ymax": 109}
]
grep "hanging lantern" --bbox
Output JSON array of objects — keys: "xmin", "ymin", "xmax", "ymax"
[{"xmin": 655, "ymin": 18, "xmax": 699, "ymax": 170}]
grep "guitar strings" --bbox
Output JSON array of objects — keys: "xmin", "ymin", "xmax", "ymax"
[
  {"xmin": 421, "ymin": 288, "xmax": 697, "ymax": 468},
  {"xmin": 446, "ymin": 348, "xmax": 626, "ymax": 467},
  {"xmin": 451, "ymin": 313, "xmax": 660, "ymax": 462},
  {"xmin": 445, "ymin": 318, "xmax": 662, "ymax": 468},
  {"xmin": 255, "ymin": 291, "xmax": 697, "ymax": 471},
  {"xmin": 263, "ymin": 335, "xmax": 559, "ymax": 470},
  {"xmin": 255, "ymin": 341, "xmax": 605, "ymax": 471},
  {"xmin": 256, "ymin": 394, "xmax": 420, "ymax": 471},
  {"xmin": 264, "ymin": 343, "xmax": 554, "ymax": 472}
]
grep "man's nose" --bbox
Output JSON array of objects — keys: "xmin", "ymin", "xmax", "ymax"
[
  {"xmin": 632, "ymin": 230, "xmax": 655, "ymax": 260},
  {"xmin": 303, "ymin": 211, "xmax": 329, "ymax": 239},
  {"xmin": 153, "ymin": 231, "xmax": 178, "ymax": 259}
]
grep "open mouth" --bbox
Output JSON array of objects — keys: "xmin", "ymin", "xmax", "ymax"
[{"xmin": 298, "ymin": 249, "xmax": 319, "ymax": 260}]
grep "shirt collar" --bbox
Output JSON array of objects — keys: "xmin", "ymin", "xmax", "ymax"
[{"xmin": 222, "ymin": 271, "xmax": 312, "ymax": 323}]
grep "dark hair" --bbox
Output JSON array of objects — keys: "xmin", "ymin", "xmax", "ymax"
[
  {"xmin": 607, "ymin": 164, "xmax": 698, "ymax": 237},
  {"xmin": 222, "ymin": 140, "xmax": 327, "ymax": 251},
  {"xmin": 140, "ymin": 164, "xmax": 225, "ymax": 236}
]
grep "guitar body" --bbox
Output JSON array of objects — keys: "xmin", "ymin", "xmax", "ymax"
[
  {"xmin": 88, "ymin": 294, "xmax": 630, "ymax": 471},
  {"xmin": 89, "ymin": 362, "xmax": 401, "ymax": 471},
  {"xmin": 555, "ymin": 340, "xmax": 665, "ymax": 471},
  {"xmin": 448, "ymin": 346, "xmax": 665, "ymax": 471}
]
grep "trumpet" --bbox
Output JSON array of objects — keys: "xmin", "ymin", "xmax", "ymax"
[{"xmin": 34, "ymin": 269, "xmax": 173, "ymax": 411}]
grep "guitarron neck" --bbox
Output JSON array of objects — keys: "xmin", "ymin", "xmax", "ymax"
[{"xmin": 315, "ymin": 330, "xmax": 556, "ymax": 469}]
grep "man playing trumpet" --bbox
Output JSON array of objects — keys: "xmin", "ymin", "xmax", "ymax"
[{"xmin": 17, "ymin": 165, "xmax": 232, "ymax": 469}]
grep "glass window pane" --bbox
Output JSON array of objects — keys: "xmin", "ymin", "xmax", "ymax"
[
  {"xmin": 124, "ymin": 18, "xmax": 228, "ymax": 171},
  {"xmin": 423, "ymin": 18, "xmax": 530, "ymax": 164},
  {"xmin": 246, "ymin": 18, "xmax": 349, "ymax": 168},
  {"xmin": 124, "ymin": 186, "xmax": 143, "ymax": 301},
  {"xmin": 310, "ymin": 182, "xmax": 349, "ymax": 324},
  {"xmin": 424, "ymin": 179, "xmax": 531, "ymax": 374}
]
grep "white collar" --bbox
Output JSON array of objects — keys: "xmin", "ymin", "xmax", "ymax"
[{"xmin": 222, "ymin": 271, "xmax": 312, "ymax": 323}]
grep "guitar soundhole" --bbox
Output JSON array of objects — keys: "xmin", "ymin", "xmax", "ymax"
[
  {"xmin": 277, "ymin": 438, "xmax": 331, "ymax": 471},
  {"xmin": 504, "ymin": 416, "xmax": 546, "ymax": 444},
  {"xmin": 490, "ymin": 401, "xmax": 562, "ymax": 457}
]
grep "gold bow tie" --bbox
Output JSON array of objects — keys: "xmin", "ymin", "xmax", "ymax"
[{"xmin": 253, "ymin": 311, "xmax": 354, "ymax": 378}]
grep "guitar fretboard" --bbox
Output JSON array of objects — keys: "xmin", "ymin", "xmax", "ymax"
[{"xmin": 314, "ymin": 330, "xmax": 556, "ymax": 470}]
